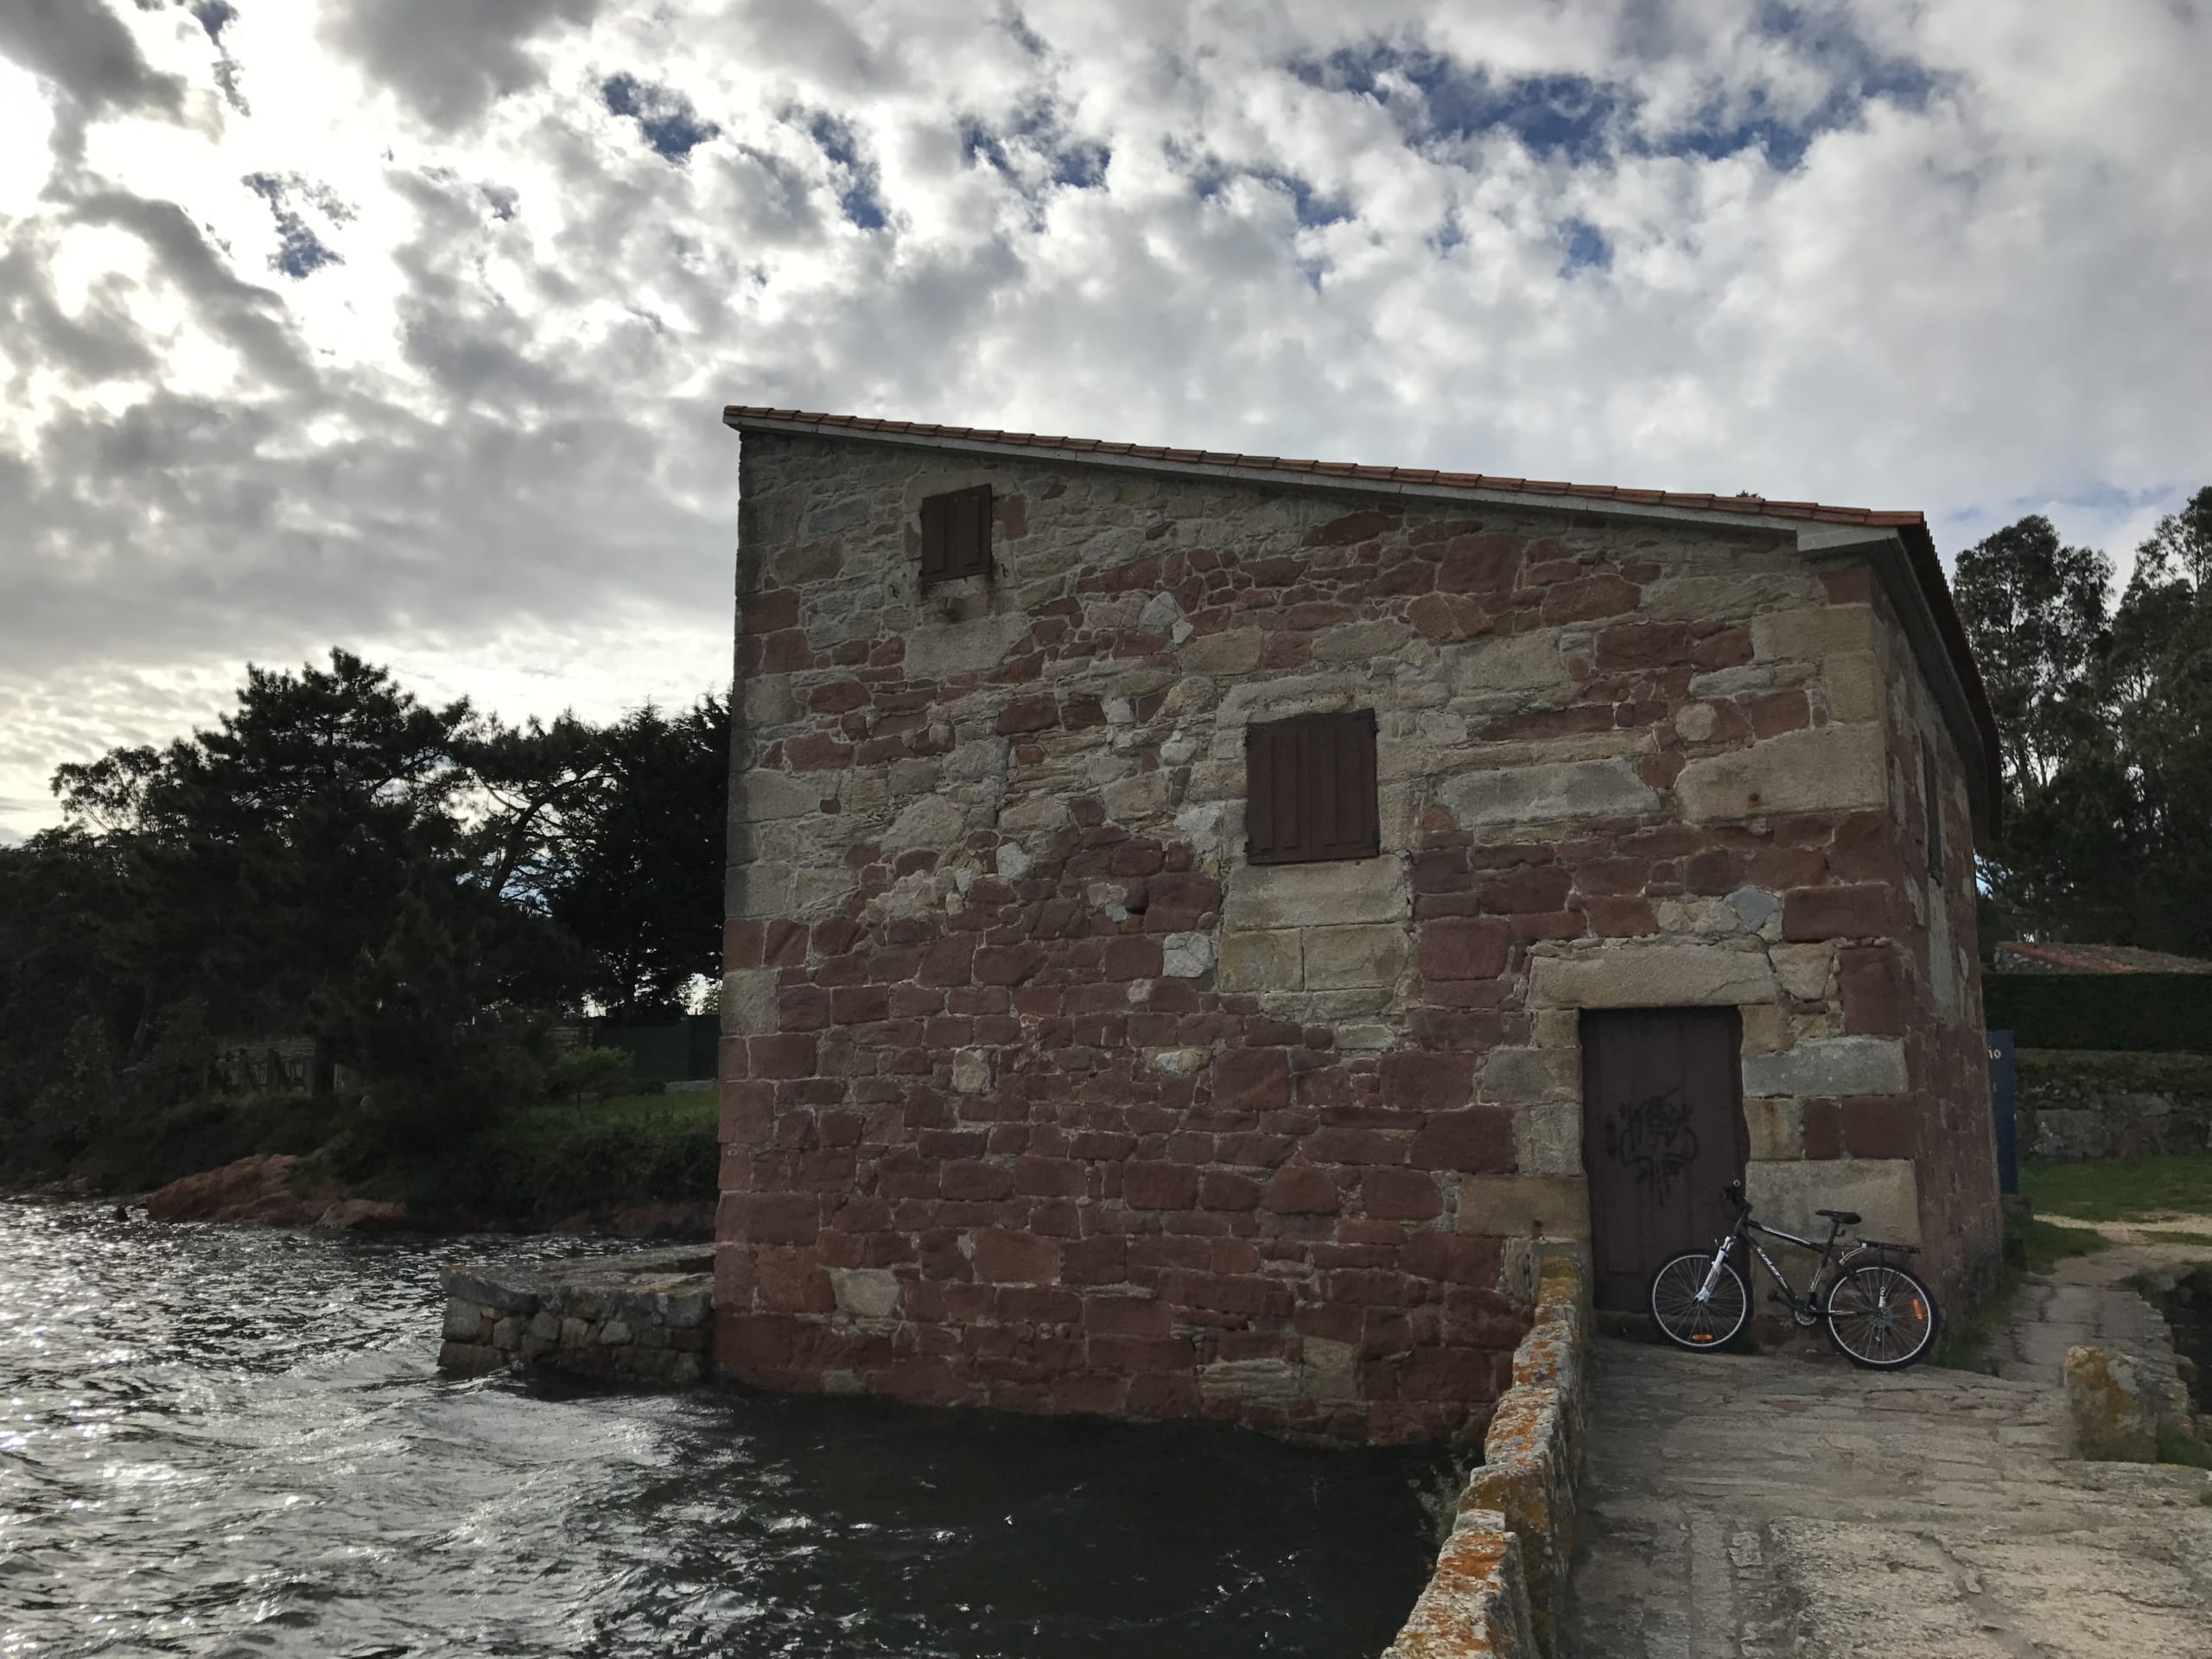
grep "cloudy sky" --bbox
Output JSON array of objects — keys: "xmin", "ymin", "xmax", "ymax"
[{"xmin": 1, "ymin": 0, "xmax": 2205, "ymax": 842}]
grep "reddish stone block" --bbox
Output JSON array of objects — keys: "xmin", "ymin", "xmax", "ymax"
[
  {"xmin": 1402, "ymin": 1232, "xmax": 1503, "ymax": 1286},
  {"xmin": 718, "ymin": 1313, "xmax": 808, "ymax": 1376},
  {"xmin": 974, "ymin": 1227, "xmax": 1061, "ymax": 1284},
  {"xmin": 1437, "ymin": 532, "xmax": 1522, "ymax": 594},
  {"xmin": 944, "ymin": 1160, "xmax": 1016, "ymax": 1201},
  {"xmin": 1594, "ymin": 621, "xmax": 1692, "ymax": 671},
  {"xmin": 1749, "ymin": 690, "xmax": 1810, "ymax": 738},
  {"xmin": 741, "ymin": 1192, "xmax": 821, "ymax": 1245},
  {"xmin": 1825, "ymin": 812, "xmax": 1890, "ymax": 882},
  {"xmin": 1409, "ymin": 1109, "xmax": 1516, "ymax": 1173},
  {"xmin": 1683, "ymin": 848, "xmax": 1745, "ymax": 895},
  {"xmin": 1839, "ymin": 945, "xmax": 1905, "ymax": 1034},
  {"xmin": 917, "ymin": 935, "xmax": 975, "ymax": 987},
  {"xmin": 1084, "ymin": 1297, "xmax": 1172, "ymax": 1337},
  {"xmin": 1304, "ymin": 1126, "xmax": 1411, "ymax": 1165},
  {"xmin": 1103, "ymin": 936, "xmax": 1164, "ymax": 980},
  {"xmin": 750, "ymin": 1033, "xmax": 818, "ymax": 1078},
  {"xmin": 1479, "ymin": 864, "xmax": 1573, "ymax": 913},
  {"xmin": 807, "ymin": 679, "xmax": 868, "ymax": 714},
  {"xmin": 1584, "ymin": 896, "xmax": 1658, "ymax": 937},
  {"xmin": 1089, "ymin": 1335, "xmax": 1197, "ymax": 1372},
  {"xmin": 1801, "ymin": 1098, "xmax": 1844, "ymax": 1159},
  {"xmin": 1845, "ymin": 1095, "xmax": 1916, "ymax": 1160},
  {"xmin": 760, "ymin": 630, "xmax": 814, "ymax": 673},
  {"xmin": 1266, "ymin": 1164, "xmax": 1340, "ymax": 1214},
  {"xmin": 1407, "ymin": 592, "xmax": 1490, "ymax": 642},
  {"xmin": 995, "ymin": 695, "xmax": 1059, "ymax": 735},
  {"xmin": 1693, "ymin": 627, "xmax": 1754, "ymax": 670},
  {"xmin": 1363, "ymin": 1168, "xmax": 1441, "ymax": 1220},
  {"xmin": 1142, "ymin": 873, "xmax": 1223, "ymax": 931},
  {"xmin": 1541, "ymin": 573, "xmax": 1639, "ymax": 624},
  {"xmin": 742, "ymin": 588, "xmax": 800, "ymax": 634},
  {"xmin": 785, "ymin": 732, "xmax": 854, "ymax": 771},
  {"xmin": 1783, "ymin": 884, "xmax": 1893, "ymax": 942},
  {"xmin": 755, "ymin": 1247, "xmax": 836, "ymax": 1313},
  {"xmin": 1306, "ymin": 508, "xmax": 1401, "ymax": 547},
  {"xmin": 1124, "ymin": 1372, "xmax": 1202, "ymax": 1416},
  {"xmin": 1122, "ymin": 1161, "xmax": 1200, "ymax": 1210},
  {"xmin": 723, "ymin": 918, "xmax": 765, "ymax": 969},
  {"xmin": 974, "ymin": 944, "xmax": 1043, "ymax": 985},
  {"xmin": 1399, "ymin": 1346, "xmax": 1498, "ymax": 1402},
  {"xmin": 1215, "ymin": 1047, "xmax": 1292, "ymax": 1112},
  {"xmin": 1380, "ymin": 1051, "xmax": 1476, "ymax": 1111},
  {"xmin": 720, "ymin": 1078, "xmax": 773, "ymax": 1146},
  {"xmin": 1050, "ymin": 1373, "xmax": 1131, "ymax": 1414},
  {"xmin": 1014, "ymin": 1155, "xmax": 1085, "ymax": 1197},
  {"xmin": 830, "ymin": 984, "xmax": 888, "ymax": 1026}
]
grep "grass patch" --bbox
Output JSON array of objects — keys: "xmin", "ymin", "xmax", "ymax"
[
  {"xmin": 2022, "ymin": 1153, "xmax": 2212, "ymax": 1223},
  {"xmin": 2143, "ymin": 1228, "xmax": 2212, "ymax": 1246},
  {"xmin": 2023, "ymin": 1215, "xmax": 2112, "ymax": 1270},
  {"xmin": 1934, "ymin": 1216, "xmax": 2112, "ymax": 1373},
  {"xmin": 2157, "ymin": 1424, "xmax": 2212, "ymax": 1470}
]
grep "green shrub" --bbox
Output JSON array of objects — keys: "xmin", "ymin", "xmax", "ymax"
[
  {"xmin": 2019, "ymin": 1048, "xmax": 2212, "ymax": 1093},
  {"xmin": 1987, "ymin": 973, "xmax": 2212, "ymax": 1052},
  {"xmin": 543, "ymin": 1046, "xmax": 634, "ymax": 1103}
]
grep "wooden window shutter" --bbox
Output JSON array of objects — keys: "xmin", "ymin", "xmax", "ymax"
[
  {"xmin": 918, "ymin": 486, "xmax": 992, "ymax": 586},
  {"xmin": 1245, "ymin": 710, "xmax": 1380, "ymax": 864},
  {"xmin": 1923, "ymin": 740, "xmax": 1944, "ymax": 880}
]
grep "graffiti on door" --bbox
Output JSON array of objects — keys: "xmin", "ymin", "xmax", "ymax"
[{"xmin": 1603, "ymin": 1089, "xmax": 1701, "ymax": 1205}]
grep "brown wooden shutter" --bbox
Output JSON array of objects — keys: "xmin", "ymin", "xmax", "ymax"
[
  {"xmin": 1245, "ymin": 710, "xmax": 1379, "ymax": 864},
  {"xmin": 918, "ymin": 485, "xmax": 992, "ymax": 586}
]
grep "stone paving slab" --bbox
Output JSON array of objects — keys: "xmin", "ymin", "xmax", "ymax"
[{"xmin": 1563, "ymin": 1337, "xmax": 2212, "ymax": 1658}]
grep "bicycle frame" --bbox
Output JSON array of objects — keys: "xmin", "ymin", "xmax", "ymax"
[{"xmin": 1695, "ymin": 1211, "xmax": 1856, "ymax": 1323}]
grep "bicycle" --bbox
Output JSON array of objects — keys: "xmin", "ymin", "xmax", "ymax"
[{"xmin": 1647, "ymin": 1181, "xmax": 1941, "ymax": 1370}]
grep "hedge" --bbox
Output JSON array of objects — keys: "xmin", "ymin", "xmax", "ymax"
[{"xmin": 1985, "ymin": 972, "xmax": 2212, "ymax": 1053}]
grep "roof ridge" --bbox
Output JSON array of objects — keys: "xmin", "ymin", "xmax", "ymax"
[{"xmin": 722, "ymin": 404, "xmax": 1929, "ymax": 531}]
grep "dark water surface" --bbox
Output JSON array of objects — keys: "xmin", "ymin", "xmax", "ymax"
[{"xmin": 0, "ymin": 1201, "xmax": 1441, "ymax": 1657}]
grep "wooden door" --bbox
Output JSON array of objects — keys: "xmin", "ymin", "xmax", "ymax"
[{"xmin": 1580, "ymin": 1007, "xmax": 1748, "ymax": 1313}]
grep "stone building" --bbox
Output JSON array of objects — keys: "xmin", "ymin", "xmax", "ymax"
[{"xmin": 714, "ymin": 407, "xmax": 2003, "ymax": 1443}]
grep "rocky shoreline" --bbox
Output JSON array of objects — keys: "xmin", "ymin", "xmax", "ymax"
[{"xmin": 25, "ymin": 1153, "xmax": 713, "ymax": 1240}]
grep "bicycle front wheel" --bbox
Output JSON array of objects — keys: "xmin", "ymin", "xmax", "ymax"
[
  {"xmin": 1649, "ymin": 1251, "xmax": 1749, "ymax": 1352},
  {"xmin": 1823, "ymin": 1262, "xmax": 1938, "ymax": 1369}
]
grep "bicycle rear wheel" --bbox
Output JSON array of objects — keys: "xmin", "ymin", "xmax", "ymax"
[
  {"xmin": 1823, "ymin": 1262, "xmax": 1938, "ymax": 1369},
  {"xmin": 1649, "ymin": 1251, "xmax": 1749, "ymax": 1352}
]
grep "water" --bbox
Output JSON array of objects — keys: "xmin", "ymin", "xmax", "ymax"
[{"xmin": 0, "ymin": 1202, "xmax": 1442, "ymax": 1657}]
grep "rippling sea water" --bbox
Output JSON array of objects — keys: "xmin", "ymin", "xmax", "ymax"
[{"xmin": 0, "ymin": 1201, "xmax": 1441, "ymax": 1657}]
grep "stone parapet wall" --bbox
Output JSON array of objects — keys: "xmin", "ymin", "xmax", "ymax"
[
  {"xmin": 1383, "ymin": 1253, "xmax": 1590, "ymax": 1658},
  {"xmin": 437, "ymin": 1248, "xmax": 714, "ymax": 1384},
  {"xmin": 2018, "ymin": 1054, "xmax": 2212, "ymax": 1162},
  {"xmin": 717, "ymin": 428, "xmax": 1997, "ymax": 1439}
]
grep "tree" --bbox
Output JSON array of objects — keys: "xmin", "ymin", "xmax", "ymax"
[
  {"xmin": 1961, "ymin": 493, "xmax": 2212, "ymax": 956},
  {"xmin": 1953, "ymin": 515, "xmax": 2112, "ymax": 793},
  {"xmin": 545, "ymin": 696, "xmax": 728, "ymax": 1020}
]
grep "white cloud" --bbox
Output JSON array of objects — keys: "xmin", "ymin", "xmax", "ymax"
[{"xmin": 0, "ymin": 0, "xmax": 2205, "ymax": 840}]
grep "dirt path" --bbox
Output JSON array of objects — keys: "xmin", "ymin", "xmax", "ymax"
[{"xmin": 1563, "ymin": 1333, "xmax": 2212, "ymax": 1657}]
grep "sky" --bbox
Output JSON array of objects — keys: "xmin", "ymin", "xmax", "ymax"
[{"xmin": 1, "ymin": 0, "xmax": 2207, "ymax": 843}]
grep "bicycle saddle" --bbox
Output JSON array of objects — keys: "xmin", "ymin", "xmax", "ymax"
[{"xmin": 1815, "ymin": 1208, "xmax": 1862, "ymax": 1224}]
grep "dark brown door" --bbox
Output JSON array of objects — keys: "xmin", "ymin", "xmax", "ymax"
[{"xmin": 1580, "ymin": 1007, "xmax": 1748, "ymax": 1313}]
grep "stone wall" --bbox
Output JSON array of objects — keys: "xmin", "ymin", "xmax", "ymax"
[
  {"xmin": 1867, "ymin": 572, "xmax": 2002, "ymax": 1300},
  {"xmin": 437, "ymin": 1249, "xmax": 714, "ymax": 1383},
  {"xmin": 1382, "ymin": 1253, "xmax": 1589, "ymax": 1658},
  {"xmin": 716, "ymin": 425, "xmax": 1999, "ymax": 1440},
  {"xmin": 2018, "ymin": 1054, "xmax": 2212, "ymax": 1161}
]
